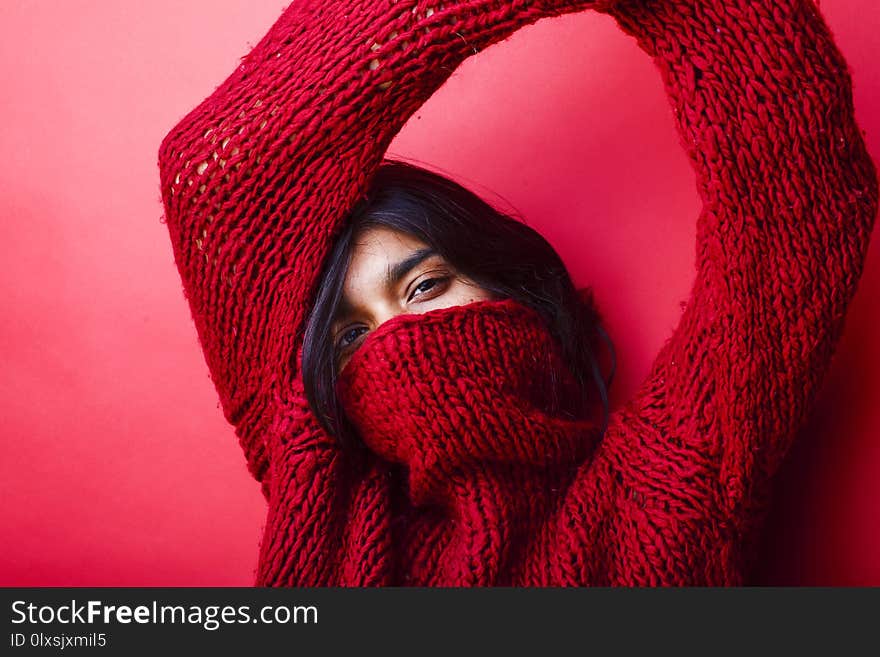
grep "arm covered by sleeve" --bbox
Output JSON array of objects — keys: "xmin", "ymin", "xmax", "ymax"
[
  {"xmin": 602, "ymin": 0, "xmax": 878, "ymax": 518},
  {"xmin": 157, "ymin": 0, "xmax": 615, "ymax": 481}
]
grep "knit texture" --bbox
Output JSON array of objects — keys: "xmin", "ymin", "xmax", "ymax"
[{"xmin": 158, "ymin": 0, "xmax": 878, "ymax": 585}]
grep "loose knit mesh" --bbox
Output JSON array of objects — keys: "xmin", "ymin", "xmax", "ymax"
[{"xmin": 158, "ymin": 0, "xmax": 878, "ymax": 585}]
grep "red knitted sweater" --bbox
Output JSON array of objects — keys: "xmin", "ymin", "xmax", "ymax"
[{"xmin": 158, "ymin": 0, "xmax": 878, "ymax": 585}]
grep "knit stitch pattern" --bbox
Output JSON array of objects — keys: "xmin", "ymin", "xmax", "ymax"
[{"xmin": 158, "ymin": 0, "xmax": 878, "ymax": 585}]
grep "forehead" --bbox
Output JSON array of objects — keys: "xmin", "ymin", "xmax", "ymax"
[
  {"xmin": 343, "ymin": 226, "xmax": 429, "ymax": 287},
  {"xmin": 350, "ymin": 225, "xmax": 427, "ymax": 263}
]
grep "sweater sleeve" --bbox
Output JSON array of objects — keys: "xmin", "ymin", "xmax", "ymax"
[
  {"xmin": 157, "ymin": 0, "xmax": 615, "ymax": 481},
  {"xmin": 598, "ymin": 0, "xmax": 877, "ymax": 518}
]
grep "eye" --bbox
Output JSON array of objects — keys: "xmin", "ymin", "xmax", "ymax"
[
  {"xmin": 408, "ymin": 276, "xmax": 450, "ymax": 302},
  {"xmin": 337, "ymin": 325, "xmax": 368, "ymax": 350}
]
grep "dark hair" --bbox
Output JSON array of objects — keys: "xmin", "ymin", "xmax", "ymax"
[{"xmin": 302, "ymin": 159, "xmax": 615, "ymax": 448}]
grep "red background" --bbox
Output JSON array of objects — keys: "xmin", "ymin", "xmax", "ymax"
[{"xmin": 1, "ymin": 1, "xmax": 877, "ymax": 585}]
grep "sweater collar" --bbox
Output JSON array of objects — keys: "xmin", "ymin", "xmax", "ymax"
[{"xmin": 336, "ymin": 298, "xmax": 601, "ymax": 508}]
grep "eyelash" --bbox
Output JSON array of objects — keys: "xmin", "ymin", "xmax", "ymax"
[
  {"xmin": 407, "ymin": 274, "xmax": 450, "ymax": 302},
  {"xmin": 335, "ymin": 273, "xmax": 452, "ymax": 354},
  {"xmin": 337, "ymin": 326, "xmax": 369, "ymax": 350}
]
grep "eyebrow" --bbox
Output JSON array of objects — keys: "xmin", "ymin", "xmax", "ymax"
[
  {"xmin": 385, "ymin": 247, "xmax": 437, "ymax": 290},
  {"xmin": 335, "ymin": 247, "xmax": 438, "ymax": 320}
]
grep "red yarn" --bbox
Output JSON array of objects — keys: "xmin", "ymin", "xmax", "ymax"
[{"xmin": 158, "ymin": 0, "xmax": 878, "ymax": 585}]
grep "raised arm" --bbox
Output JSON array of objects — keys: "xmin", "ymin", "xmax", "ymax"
[
  {"xmin": 157, "ymin": 0, "xmax": 613, "ymax": 480},
  {"xmin": 600, "ymin": 0, "xmax": 877, "ymax": 517}
]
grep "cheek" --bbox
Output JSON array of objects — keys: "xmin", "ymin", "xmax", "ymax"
[{"xmin": 441, "ymin": 280, "xmax": 494, "ymax": 308}]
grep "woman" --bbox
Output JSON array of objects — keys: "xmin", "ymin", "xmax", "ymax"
[
  {"xmin": 301, "ymin": 159, "xmax": 614, "ymax": 449},
  {"xmin": 158, "ymin": 0, "xmax": 877, "ymax": 585}
]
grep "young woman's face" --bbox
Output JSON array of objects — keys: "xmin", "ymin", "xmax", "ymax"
[{"xmin": 332, "ymin": 225, "xmax": 494, "ymax": 370}]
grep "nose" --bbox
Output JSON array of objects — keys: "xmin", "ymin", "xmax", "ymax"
[{"xmin": 371, "ymin": 301, "xmax": 408, "ymax": 329}]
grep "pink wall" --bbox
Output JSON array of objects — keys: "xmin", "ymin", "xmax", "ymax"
[{"xmin": 1, "ymin": 1, "xmax": 877, "ymax": 585}]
